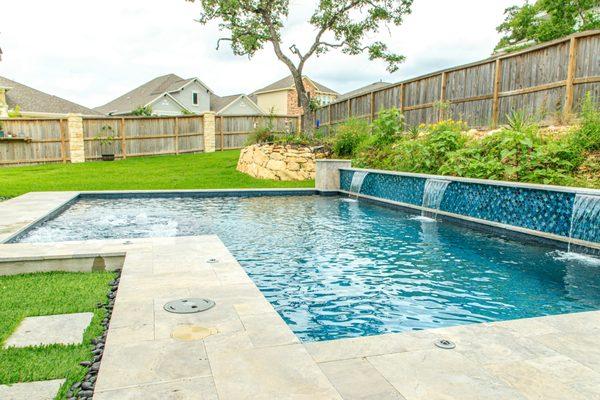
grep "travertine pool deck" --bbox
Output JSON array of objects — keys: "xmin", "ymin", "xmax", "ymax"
[{"xmin": 1, "ymin": 192, "xmax": 600, "ymax": 399}]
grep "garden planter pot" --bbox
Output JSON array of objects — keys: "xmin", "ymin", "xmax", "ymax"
[{"xmin": 100, "ymin": 142, "xmax": 115, "ymax": 161}]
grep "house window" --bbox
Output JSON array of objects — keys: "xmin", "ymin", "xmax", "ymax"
[{"xmin": 192, "ymin": 92, "xmax": 199, "ymax": 106}]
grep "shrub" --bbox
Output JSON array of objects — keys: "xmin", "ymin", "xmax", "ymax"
[
  {"xmin": 371, "ymin": 108, "xmax": 404, "ymax": 145},
  {"xmin": 131, "ymin": 105, "xmax": 153, "ymax": 116},
  {"xmin": 331, "ymin": 118, "xmax": 370, "ymax": 157},
  {"xmin": 571, "ymin": 92, "xmax": 600, "ymax": 152}
]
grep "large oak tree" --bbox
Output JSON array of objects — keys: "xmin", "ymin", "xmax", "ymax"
[{"xmin": 187, "ymin": 0, "xmax": 413, "ymax": 129}]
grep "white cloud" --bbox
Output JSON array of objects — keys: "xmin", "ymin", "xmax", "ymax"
[{"xmin": 0, "ymin": 0, "xmax": 523, "ymax": 108}]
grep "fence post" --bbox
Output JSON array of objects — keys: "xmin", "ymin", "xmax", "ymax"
[
  {"xmin": 563, "ymin": 36, "xmax": 578, "ymax": 118},
  {"xmin": 67, "ymin": 114, "xmax": 85, "ymax": 163},
  {"xmin": 120, "ymin": 118, "xmax": 127, "ymax": 159},
  {"xmin": 59, "ymin": 119, "xmax": 67, "ymax": 163},
  {"xmin": 439, "ymin": 72, "xmax": 447, "ymax": 121},
  {"xmin": 491, "ymin": 58, "xmax": 502, "ymax": 128},
  {"xmin": 203, "ymin": 112, "xmax": 216, "ymax": 153},
  {"xmin": 370, "ymin": 91, "xmax": 375, "ymax": 122},
  {"xmin": 399, "ymin": 83, "xmax": 404, "ymax": 113},
  {"xmin": 174, "ymin": 117, "xmax": 180, "ymax": 155},
  {"xmin": 220, "ymin": 116, "xmax": 224, "ymax": 151}
]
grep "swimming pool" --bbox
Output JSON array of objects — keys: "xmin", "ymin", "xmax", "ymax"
[{"xmin": 19, "ymin": 194, "xmax": 600, "ymax": 342}]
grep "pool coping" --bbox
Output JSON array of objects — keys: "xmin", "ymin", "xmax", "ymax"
[{"xmin": 1, "ymin": 192, "xmax": 600, "ymax": 399}]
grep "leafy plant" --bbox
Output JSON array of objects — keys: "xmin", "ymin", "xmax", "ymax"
[
  {"xmin": 331, "ymin": 118, "xmax": 370, "ymax": 157},
  {"xmin": 495, "ymin": 0, "xmax": 600, "ymax": 51},
  {"xmin": 131, "ymin": 105, "xmax": 153, "ymax": 116},
  {"xmin": 371, "ymin": 108, "xmax": 404, "ymax": 145},
  {"xmin": 93, "ymin": 125, "xmax": 115, "ymax": 145},
  {"xmin": 571, "ymin": 92, "xmax": 600, "ymax": 151},
  {"xmin": 505, "ymin": 109, "xmax": 536, "ymax": 133},
  {"xmin": 8, "ymin": 105, "xmax": 22, "ymax": 118}
]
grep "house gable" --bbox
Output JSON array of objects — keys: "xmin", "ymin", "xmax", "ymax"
[
  {"xmin": 218, "ymin": 95, "xmax": 265, "ymax": 116},
  {"xmin": 148, "ymin": 93, "xmax": 186, "ymax": 116},
  {"xmin": 170, "ymin": 79, "xmax": 211, "ymax": 114}
]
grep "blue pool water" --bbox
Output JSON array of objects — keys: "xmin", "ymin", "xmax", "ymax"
[{"xmin": 19, "ymin": 195, "xmax": 600, "ymax": 342}]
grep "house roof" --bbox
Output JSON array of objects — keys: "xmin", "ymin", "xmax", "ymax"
[
  {"xmin": 210, "ymin": 93, "xmax": 242, "ymax": 112},
  {"xmin": 253, "ymin": 75, "xmax": 338, "ymax": 95},
  {"xmin": 210, "ymin": 93, "xmax": 264, "ymax": 115},
  {"xmin": 336, "ymin": 81, "xmax": 392, "ymax": 101},
  {"xmin": 0, "ymin": 75, "xmax": 101, "ymax": 116},
  {"xmin": 95, "ymin": 74, "xmax": 212, "ymax": 115}
]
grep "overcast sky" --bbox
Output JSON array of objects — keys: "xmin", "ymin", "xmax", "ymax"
[{"xmin": 0, "ymin": 0, "xmax": 524, "ymax": 108}]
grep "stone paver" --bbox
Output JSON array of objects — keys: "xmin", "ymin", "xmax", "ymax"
[
  {"xmin": 4, "ymin": 312, "xmax": 93, "ymax": 348},
  {"xmin": 0, "ymin": 379, "xmax": 65, "ymax": 400},
  {"xmin": 319, "ymin": 357, "xmax": 405, "ymax": 400}
]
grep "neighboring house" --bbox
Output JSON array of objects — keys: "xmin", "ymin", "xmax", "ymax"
[
  {"xmin": 95, "ymin": 74, "xmax": 213, "ymax": 116},
  {"xmin": 0, "ymin": 75, "xmax": 101, "ymax": 118},
  {"xmin": 210, "ymin": 93, "xmax": 265, "ymax": 116},
  {"xmin": 336, "ymin": 81, "xmax": 392, "ymax": 102},
  {"xmin": 252, "ymin": 75, "xmax": 338, "ymax": 116}
]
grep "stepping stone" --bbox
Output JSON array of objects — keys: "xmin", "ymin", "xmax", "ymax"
[
  {"xmin": 0, "ymin": 379, "xmax": 65, "ymax": 400},
  {"xmin": 3, "ymin": 312, "xmax": 93, "ymax": 348}
]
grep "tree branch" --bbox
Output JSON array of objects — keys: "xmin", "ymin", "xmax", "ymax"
[{"xmin": 297, "ymin": 0, "xmax": 364, "ymax": 71}]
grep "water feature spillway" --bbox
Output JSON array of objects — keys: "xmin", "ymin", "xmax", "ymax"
[
  {"xmin": 421, "ymin": 179, "xmax": 450, "ymax": 220},
  {"xmin": 349, "ymin": 171, "xmax": 368, "ymax": 198},
  {"xmin": 569, "ymin": 194, "xmax": 600, "ymax": 251}
]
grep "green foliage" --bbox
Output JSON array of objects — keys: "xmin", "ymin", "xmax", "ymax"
[
  {"xmin": 571, "ymin": 92, "xmax": 600, "ymax": 151},
  {"xmin": 8, "ymin": 105, "xmax": 21, "ymax": 118},
  {"xmin": 248, "ymin": 126, "xmax": 276, "ymax": 145},
  {"xmin": 505, "ymin": 109, "xmax": 536, "ymax": 133},
  {"xmin": 354, "ymin": 100, "xmax": 599, "ymax": 188},
  {"xmin": 438, "ymin": 127, "xmax": 580, "ymax": 183},
  {"xmin": 93, "ymin": 125, "xmax": 116, "ymax": 146},
  {"xmin": 131, "ymin": 105, "xmax": 153, "ymax": 116},
  {"xmin": 331, "ymin": 118, "xmax": 370, "ymax": 157},
  {"xmin": 191, "ymin": 0, "xmax": 413, "ymax": 73},
  {"xmin": 371, "ymin": 108, "xmax": 404, "ymax": 145},
  {"xmin": 496, "ymin": 0, "xmax": 600, "ymax": 51}
]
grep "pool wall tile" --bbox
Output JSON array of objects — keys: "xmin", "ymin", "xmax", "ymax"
[{"xmin": 340, "ymin": 169, "xmax": 599, "ymax": 245}]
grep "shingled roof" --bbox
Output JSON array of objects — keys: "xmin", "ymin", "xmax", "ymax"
[
  {"xmin": 336, "ymin": 81, "xmax": 392, "ymax": 101},
  {"xmin": 0, "ymin": 75, "xmax": 101, "ymax": 116},
  {"xmin": 253, "ymin": 75, "xmax": 338, "ymax": 95},
  {"xmin": 95, "ymin": 74, "xmax": 195, "ymax": 115}
]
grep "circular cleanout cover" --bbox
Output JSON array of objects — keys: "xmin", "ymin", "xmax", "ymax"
[
  {"xmin": 434, "ymin": 339, "xmax": 456, "ymax": 349},
  {"xmin": 164, "ymin": 298, "xmax": 216, "ymax": 314}
]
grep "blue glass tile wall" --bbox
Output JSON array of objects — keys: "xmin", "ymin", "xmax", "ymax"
[{"xmin": 340, "ymin": 169, "xmax": 599, "ymax": 244}]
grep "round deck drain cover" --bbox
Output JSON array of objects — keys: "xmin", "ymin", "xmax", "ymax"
[
  {"xmin": 164, "ymin": 298, "xmax": 215, "ymax": 314},
  {"xmin": 434, "ymin": 339, "xmax": 456, "ymax": 349}
]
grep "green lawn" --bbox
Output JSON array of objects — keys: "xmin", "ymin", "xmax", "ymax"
[
  {"xmin": 0, "ymin": 150, "xmax": 314, "ymax": 198},
  {"xmin": 0, "ymin": 271, "xmax": 116, "ymax": 399}
]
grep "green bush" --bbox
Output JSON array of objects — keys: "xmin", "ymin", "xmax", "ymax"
[
  {"xmin": 571, "ymin": 92, "xmax": 600, "ymax": 152},
  {"xmin": 331, "ymin": 118, "xmax": 370, "ymax": 157},
  {"xmin": 372, "ymin": 108, "xmax": 404, "ymax": 145}
]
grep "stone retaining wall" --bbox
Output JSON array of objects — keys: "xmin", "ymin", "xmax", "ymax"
[{"xmin": 237, "ymin": 144, "xmax": 328, "ymax": 181}]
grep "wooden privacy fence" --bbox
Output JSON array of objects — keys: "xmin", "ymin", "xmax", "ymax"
[
  {"xmin": 0, "ymin": 118, "xmax": 69, "ymax": 165},
  {"xmin": 82, "ymin": 115, "xmax": 204, "ymax": 160},
  {"xmin": 215, "ymin": 115, "xmax": 300, "ymax": 150},
  {"xmin": 316, "ymin": 30, "xmax": 600, "ymax": 132},
  {"xmin": 0, "ymin": 113, "xmax": 301, "ymax": 166}
]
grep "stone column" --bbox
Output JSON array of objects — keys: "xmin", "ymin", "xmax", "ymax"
[
  {"xmin": 203, "ymin": 112, "xmax": 216, "ymax": 153},
  {"xmin": 315, "ymin": 159, "xmax": 352, "ymax": 192},
  {"xmin": 0, "ymin": 88, "xmax": 9, "ymax": 117},
  {"xmin": 67, "ymin": 114, "xmax": 85, "ymax": 163}
]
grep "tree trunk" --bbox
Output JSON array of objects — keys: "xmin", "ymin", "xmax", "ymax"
[{"xmin": 288, "ymin": 69, "xmax": 315, "ymax": 135}]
